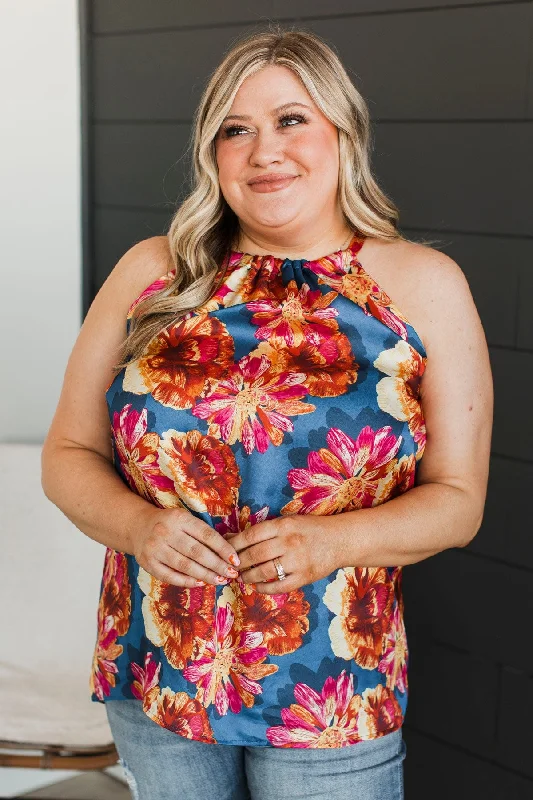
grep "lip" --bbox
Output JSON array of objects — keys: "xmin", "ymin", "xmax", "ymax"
[{"xmin": 247, "ymin": 173, "xmax": 298, "ymax": 185}]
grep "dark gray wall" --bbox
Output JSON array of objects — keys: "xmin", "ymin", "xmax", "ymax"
[{"xmin": 81, "ymin": 2, "xmax": 533, "ymax": 796}]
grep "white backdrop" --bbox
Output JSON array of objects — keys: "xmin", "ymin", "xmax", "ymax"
[{"xmin": 0, "ymin": 0, "xmax": 82, "ymax": 443}]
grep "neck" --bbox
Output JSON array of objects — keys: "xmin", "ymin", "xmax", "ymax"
[{"xmin": 232, "ymin": 226, "xmax": 356, "ymax": 261}]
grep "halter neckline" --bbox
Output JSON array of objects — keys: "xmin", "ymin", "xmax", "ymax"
[{"xmin": 228, "ymin": 230, "xmax": 365, "ymax": 271}]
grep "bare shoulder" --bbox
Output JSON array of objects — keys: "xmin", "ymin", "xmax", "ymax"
[
  {"xmin": 362, "ymin": 236, "xmax": 478, "ymax": 353},
  {"xmin": 105, "ymin": 234, "xmax": 174, "ymax": 305}
]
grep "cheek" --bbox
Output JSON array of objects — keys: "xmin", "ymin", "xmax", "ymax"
[
  {"xmin": 291, "ymin": 131, "xmax": 339, "ymax": 177},
  {"xmin": 215, "ymin": 146, "xmax": 246, "ymax": 197}
]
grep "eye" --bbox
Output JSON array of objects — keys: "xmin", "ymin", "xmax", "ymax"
[{"xmin": 220, "ymin": 112, "xmax": 308, "ymax": 139}]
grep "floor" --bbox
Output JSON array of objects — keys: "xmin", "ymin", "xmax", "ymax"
[{"xmin": 16, "ymin": 772, "xmax": 131, "ymax": 799}]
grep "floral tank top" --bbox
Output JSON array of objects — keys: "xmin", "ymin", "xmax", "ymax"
[{"xmin": 90, "ymin": 231, "xmax": 427, "ymax": 748}]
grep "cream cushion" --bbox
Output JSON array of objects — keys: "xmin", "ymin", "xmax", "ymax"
[{"xmin": 0, "ymin": 443, "xmax": 113, "ymax": 748}]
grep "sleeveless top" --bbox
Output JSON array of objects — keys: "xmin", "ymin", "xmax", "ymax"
[{"xmin": 90, "ymin": 231, "xmax": 427, "ymax": 748}]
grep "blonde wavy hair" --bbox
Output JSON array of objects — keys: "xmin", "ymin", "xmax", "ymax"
[{"xmin": 114, "ymin": 23, "xmax": 422, "ymax": 370}]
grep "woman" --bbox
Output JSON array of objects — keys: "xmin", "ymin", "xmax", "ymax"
[{"xmin": 41, "ymin": 25, "xmax": 493, "ymax": 800}]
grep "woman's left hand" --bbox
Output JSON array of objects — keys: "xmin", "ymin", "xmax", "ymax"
[{"xmin": 227, "ymin": 515, "xmax": 341, "ymax": 594}]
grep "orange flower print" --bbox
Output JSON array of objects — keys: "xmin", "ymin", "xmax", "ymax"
[
  {"xmin": 280, "ymin": 425, "xmax": 402, "ymax": 515},
  {"xmin": 130, "ymin": 652, "xmax": 216, "ymax": 743},
  {"xmin": 149, "ymin": 686, "xmax": 216, "ymax": 743},
  {"xmin": 220, "ymin": 583, "xmax": 310, "ymax": 657},
  {"xmin": 266, "ymin": 671, "xmax": 363, "ymax": 748},
  {"xmin": 137, "ymin": 567, "xmax": 215, "ymax": 670},
  {"xmin": 314, "ymin": 263, "xmax": 410, "ymax": 341},
  {"xmin": 214, "ymin": 503, "xmax": 271, "ymax": 539},
  {"xmin": 220, "ymin": 254, "xmax": 287, "ymax": 306},
  {"xmin": 158, "ymin": 429, "xmax": 241, "ymax": 515},
  {"xmin": 90, "ymin": 615, "xmax": 123, "ymax": 701},
  {"xmin": 90, "ymin": 549, "xmax": 132, "ymax": 700},
  {"xmin": 100, "ymin": 549, "xmax": 132, "ymax": 637},
  {"xmin": 378, "ymin": 605, "xmax": 408, "ymax": 693},
  {"xmin": 358, "ymin": 684, "xmax": 403, "ymax": 738},
  {"xmin": 246, "ymin": 280, "xmax": 339, "ymax": 346},
  {"xmin": 374, "ymin": 340, "xmax": 427, "ymax": 460},
  {"xmin": 122, "ymin": 315, "xmax": 234, "ymax": 409},
  {"xmin": 374, "ymin": 452, "xmax": 416, "ymax": 504},
  {"xmin": 183, "ymin": 602, "xmax": 277, "ymax": 716},
  {"xmin": 322, "ymin": 567, "xmax": 394, "ymax": 670},
  {"xmin": 250, "ymin": 334, "xmax": 358, "ymax": 399},
  {"xmin": 192, "ymin": 353, "xmax": 315, "ymax": 455},
  {"xmin": 111, "ymin": 404, "xmax": 181, "ymax": 508},
  {"xmin": 130, "ymin": 651, "xmax": 161, "ymax": 711}
]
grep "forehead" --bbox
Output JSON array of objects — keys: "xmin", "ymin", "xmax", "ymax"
[{"xmin": 227, "ymin": 65, "xmax": 315, "ymax": 115}]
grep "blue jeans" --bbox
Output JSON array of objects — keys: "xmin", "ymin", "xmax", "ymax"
[{"xmin": 105, "ymin": 699, "xmax": 406, "ymax": 800}]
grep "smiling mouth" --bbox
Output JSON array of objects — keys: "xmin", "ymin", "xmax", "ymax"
[{"xmin": 247, "ymin": 174, "xmax": 298, "ymax": 185}]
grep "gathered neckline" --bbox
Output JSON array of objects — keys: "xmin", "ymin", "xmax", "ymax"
[{"xmin": 228, "ymin": 230, "xmax": 366, "ymax": 270}]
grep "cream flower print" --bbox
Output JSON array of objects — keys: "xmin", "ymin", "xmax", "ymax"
[{"xmin": 374, "ymin": 340, "xmax": 427, "ymax": 460}]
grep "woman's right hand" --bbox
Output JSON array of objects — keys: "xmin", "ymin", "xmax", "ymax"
[{"xmin": 132, "ymin": 506, "xmax": 241, "ymax": 587}]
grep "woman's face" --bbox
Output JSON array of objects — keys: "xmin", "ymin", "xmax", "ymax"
[{"xmin": 214, "ymin": 64, "xmax": 341, "ymax": 243}]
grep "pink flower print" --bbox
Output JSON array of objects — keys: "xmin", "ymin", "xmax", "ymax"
[
  {"xmin": 214, "ymin": 503, "xmax": 271, "ymax": 538},
  {"xmin": 266, "ymin": 670, "xmax": 363, "ymax": 748},
  {"xmin": 192, "ymin": 353, "xmax": 315, "ymax": 455},
  {"xmin": 130, "ymin": 651, "xmax": 162, "ymax": 711},
  {"xmin": 183, "ymin": 603, "xmax": 277, "ymax": 716},
  {"xmin": 89, "ymin": 615, "xmax": 122, "ymax": 701},
  {"xmin": 246, "ymin": 280, "xmax": 339, "ymax": 346},
  {"xmin": 378, "ymin": 605, "xmax": 408, "ymax": 693},
  {"xmin": 111, "ymin": 404, "xmax": 178, "ymax": 507},
  {"xmin": 281, "ymin": 425, "xmax": 402, "ymax": 515}
]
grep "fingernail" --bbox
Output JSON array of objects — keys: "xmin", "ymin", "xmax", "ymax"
[
  {"xmin": 229, "ymin": 553, "xmax": 240, "ymax": 567},
  {"xmin": 226, "ymin": 566, "xmax": 239, "ymax": 578},
  {"xmin": 195, "ymin": 579, "xmax": 205, "ymax": 586},
  {"xmin": 216, "ymin": 575, "xmax": 229, "ymax": 584}
]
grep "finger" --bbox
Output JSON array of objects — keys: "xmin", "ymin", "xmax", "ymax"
[
  {"xmin": 174, "ymin": 512, "xmax": 242, "ymax": 569},
  {"xmin": 146, "ymin": 560, "xmax": 205, "ymax": 589},
  {"xmin": 237, "ymin": 540, "xmax": 285, "ymax": 573},
  {"xmin": 229, "ymin": 521, "xmax": 278, "ymax": 554},
  {"xmin": 240, "ymin": 555, "xmax": 289, "ymax": 586},
  {"xmin": 162, "ymin": 543, "xmax": 235, "ymax": 586},
  {"xmin": 166, "ymin": 535, "xmax": 239, "ymax": 582}
]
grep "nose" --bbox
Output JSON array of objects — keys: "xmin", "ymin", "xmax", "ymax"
[{"xmin": 248, "ymin": 127, "xmax": 284, "ymax": 168}]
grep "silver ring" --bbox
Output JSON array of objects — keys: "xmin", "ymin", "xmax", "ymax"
[{"xmin": 273, "ymin": 557, "xmax": 287, "ymax": 581}]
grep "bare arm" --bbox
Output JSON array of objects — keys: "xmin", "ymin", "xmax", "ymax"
[
  {"xmin": 229, "ymin": 247, "xmax": 494, "ymax": 591},
  {"xmin": 41, "ymin": 236, "xmax": 240, "ymax": 585}
]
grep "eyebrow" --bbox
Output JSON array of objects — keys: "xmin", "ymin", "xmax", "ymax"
[{"xmin": 221, "ymin": 101, "xmax": 313, "ymax": 123}]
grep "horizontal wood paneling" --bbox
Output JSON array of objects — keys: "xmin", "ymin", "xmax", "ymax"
[
  {"xmin": 467, "ymin": 457, "xmax": 533, "ymax": 568},
  {"xmin": 404, "ymin": 729, "xmax": 533, "ymax": 798},
  {"xmin": 498, "ymin": 668, "xmax": 533, "ymax": 778},
  {"xmin": 374, "ymin": 122, "xmax": 533, "ymax": 237},
  {"xmin": 92, "ymin": 0, "xmax": 523, "ymax": 34},
  {"xmin": 373, "ymin": 229, "xmax": 528, "ymax": 349},
  {"xmin": 93, "ymin": 207, "xmax": 172, "ymax": 291},
  {"xmin": 490, "ymin": 347, "xmax": 533, "ymax": 460},
  {"xmin": 93, "ymin": 4, "xmax": 532, "ymax": 121},
  {"xmin": 93, "ymin": 123, "xmax": 190, "ymax": 207},
  {"xmin": 403, "ymin": 549, "xmax": 533, "ymax": 670},
  {"xmin": 406, "ymin": 640, "xmax": 498, "ymax": 758}
]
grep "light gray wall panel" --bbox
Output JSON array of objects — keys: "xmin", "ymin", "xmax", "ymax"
[
  {"xmin": 375, "ymin": 123, "xmax": 533, "ymax": 236},
  {"xmin": 93, "ymin": 4, "xmax": 532, "ymax": 121}
]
